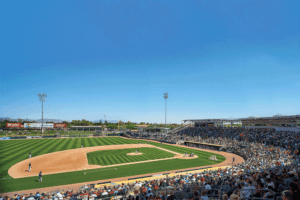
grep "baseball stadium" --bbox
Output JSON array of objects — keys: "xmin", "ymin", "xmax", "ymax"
[
  {"xmin": 1, "ymin": 115, "xmax": 300, "ymax": 199},
  {"xmin": 2, "ymin": 1, "xmax": 300, "ymax": 200}
]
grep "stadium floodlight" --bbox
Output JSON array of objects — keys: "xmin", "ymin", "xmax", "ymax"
[
  {"xmin": 104, "ymin": 115, "xmax": 106, "ymax": 133},
  {"xmin": 163, "ymin": 92, "xmax": 168, "ymax": 134},
  {"xmin": 38, "ymin": 93, "xmax": 47, "ymax": 138}
]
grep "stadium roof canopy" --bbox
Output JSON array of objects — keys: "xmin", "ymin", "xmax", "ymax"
[
  {"xmin": 239, "ymin": 115, "xmax": 300, "ymax": 123},
  {"xmin": 183, "ymin": 115, "xmax": 300, "ymax": 124}
]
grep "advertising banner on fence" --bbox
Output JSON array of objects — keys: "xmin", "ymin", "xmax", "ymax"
[
  {"xmin": 24, "ymin": 123, "xmax": 54, "ymax": 128},
  {"xmin": 0, "ymin": 137, "xmax": 10, "ymax": 140},
  {"xmin": 26, "ymin": 136, "xmax": 42, "ymax": 139},
  {"xmin": 6, "ymin": 123, "xmax": 22, "ymax": 128},
  {"xmin": 53, "ymin": 123, "xmax": 67, "ymax": 128}
]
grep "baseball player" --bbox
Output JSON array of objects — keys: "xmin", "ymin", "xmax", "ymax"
[
  {"xmin": 29, "ymin": 151, "xmax": 32, "ymax": 158},
  {"xmin": 232, "ymin": 157, "xmax": 235, "ymax": 165},
  {"xmin": 29, "ymin": 162, "xmax": 31, "ymax": 172},
  {"xmin": 81, "ymin": 144, "xmax": 83, "ymax": 148},
  {"xmin": 39, "ymin": 171, "xmax": 42, "ymax": 182}
]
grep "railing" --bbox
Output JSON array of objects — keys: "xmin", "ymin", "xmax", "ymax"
[
  {"xmin": 121, "ymin": 132, "xmax": 132, "ymax": 138},
  {"xmin": 168, "ymin": 126, "xmax": 188, "ymax": 134}
]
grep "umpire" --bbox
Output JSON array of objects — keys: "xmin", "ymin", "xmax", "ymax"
[{"xmin": 39, "ymin": 171, "xmax": 42, "ymax": 182}]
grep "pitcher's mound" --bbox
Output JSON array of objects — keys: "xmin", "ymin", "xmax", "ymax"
[
  {"xmin": 174, "ymin": 154, "xmax": 198, "ymax": 159},
  {"xmin": 127, "ymin": 152, "xmax": 143, "ymax": 156}
]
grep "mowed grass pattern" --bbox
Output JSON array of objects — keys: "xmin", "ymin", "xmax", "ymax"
[
  {"xmin": 0, "ymin": 137, "xmax": 138, "ymax": 178},
  {"xmin": 87, "ymin": 147, "xmax": 175, "ymax": 166}
]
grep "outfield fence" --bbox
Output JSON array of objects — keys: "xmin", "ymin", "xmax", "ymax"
[{"xmin": 0, "ymin": 133, "xmax": 122, "ymax": 140}]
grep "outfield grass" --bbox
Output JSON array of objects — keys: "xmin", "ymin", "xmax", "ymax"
[
  {"xmin": 0, "ymin": 137, "xmax": 225, "ymax": 193},
  {"xmin": 87, "ymin": 147, "xmax": 175, "ymax": 165}
]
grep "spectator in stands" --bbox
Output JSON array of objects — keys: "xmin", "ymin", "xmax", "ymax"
[
  {"xmin": 253, "ymin": 182, "xmax": 264, "ymax": 198},
  {"xmin": 200, "ymin": 190, "xmax": 209, "ymax": 200},
  {"xmin": 147, "ymin": 189, "xmax": 153, "ymax": 198},
  {"xmin": 217, "ymin": 178, "xmax": 224, "ymax": 186},
  {"xmin": 220, "ymin": 181, "xmax": 230, "ymax": 195},
  {"xmin": 221, "ymin": 194, "xmax": 228, "ymax": 200},
  {"xmin": 13, "ymin": 194, "xmax": 19, "ymax": 200},
  {"xmin": 263, "ymin": 186, "xmax": 275, "ymax": 199},
  {"xmin": 160, "ymin": 192, "xmax": 166, "ymax": 200},
  {"xmin": 282, "ymin": 190, "xmax": 292, "ymax": 200},
  {"xmin": 226, "ymin": 181, "xmax": 237, "ymax": 197},
  {"xmin": 229, "ymin": 194, "xmax": 239, "ymax": 200},
  {"xmin": 205, "ymin": 182, "xmax": 211, "ymax": 191},
  {"xmin": 289, "ymin": 182, "xmax": 300, "ymax": 200},
  {"xmin": 284, "ymin": 173, "xmax": 294, "ymax": 189},
  {"xmin": 192, "ymin": 191, "xmax": 200, "ymax": 200},
  {"xmin": 166, "ymin": 191, "xmax": 175, "ymax": 200},
  {"xmin": 242, "ymin": 180, "xmax": 255, "ymax": 198}
]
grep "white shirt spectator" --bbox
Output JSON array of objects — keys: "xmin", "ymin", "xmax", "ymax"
[
  {"xmin": 201, "ymin": 195, "xmax": 209, "ymax": 200},
  {"xmin": 267, "ymin": 182, "xmax": 275, "ymax": 189},
  {"xmin": 205, "ymin": 184, "xmax": 211, "ymax": 190}
]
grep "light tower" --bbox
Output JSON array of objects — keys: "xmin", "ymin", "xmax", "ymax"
[
  {"xmin": 104, "ymin": 115, "xmax": 106, "ymax": 133},
  {"xmin": 163, "ymin": 92, "xmax": 168, "ymax": 134},
  {"xmin": 38, "ymin": 93, "xmax": 47, "ymax": 137}
]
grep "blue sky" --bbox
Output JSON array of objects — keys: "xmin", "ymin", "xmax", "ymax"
[{"xmin": 0, "ymin": 0, "xmax": 300, "ymax": 123}]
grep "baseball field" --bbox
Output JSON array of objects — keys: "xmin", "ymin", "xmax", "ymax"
[{"xmin": 0, "ymin": 137, "xmax": 226, "ymax": 193}]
